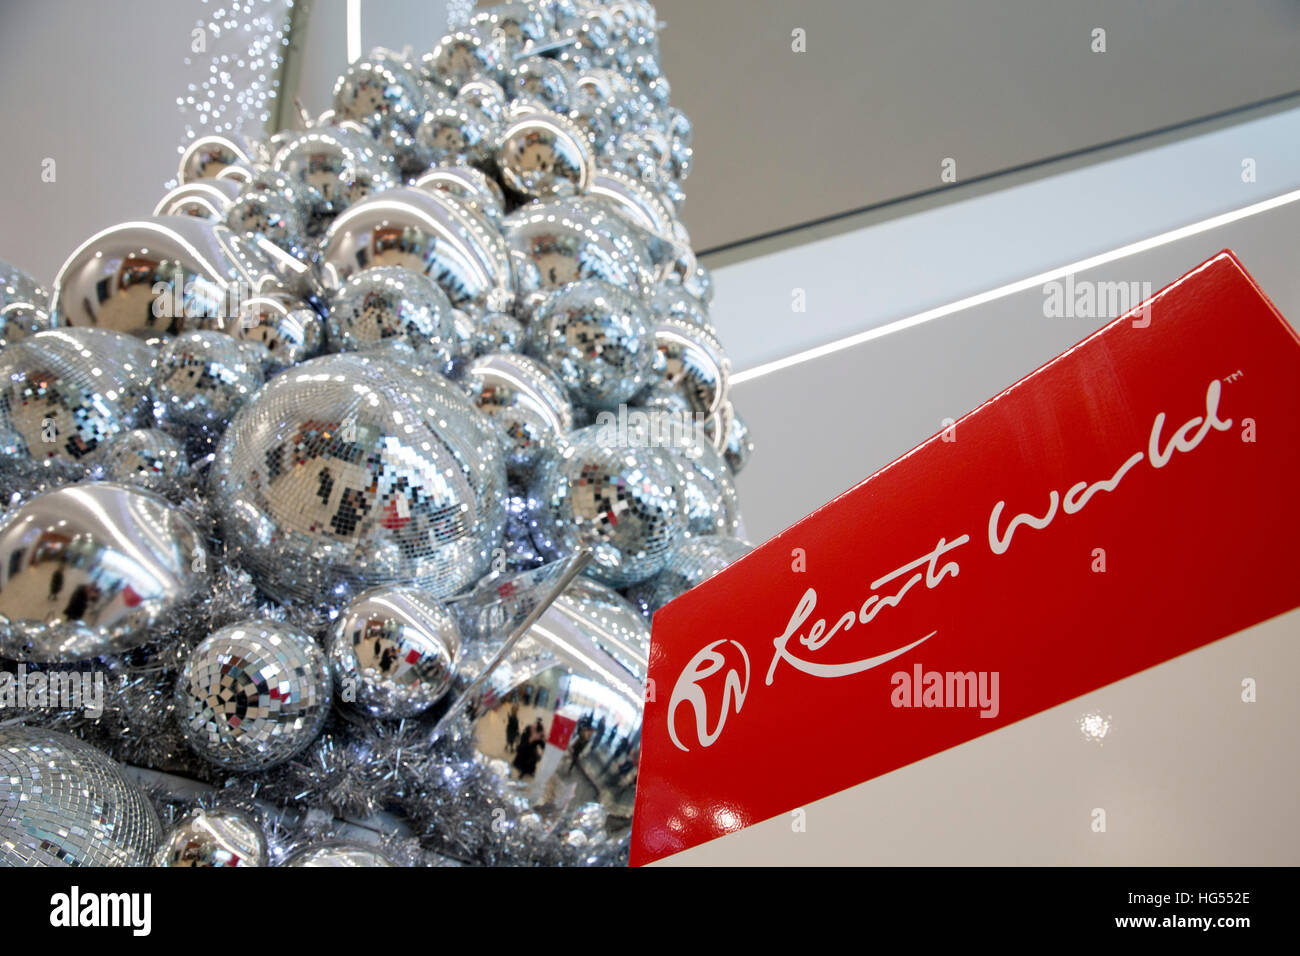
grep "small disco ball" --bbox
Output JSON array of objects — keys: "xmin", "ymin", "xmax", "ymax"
[{"xmin": 177, "ymin": 621, "xmax": 333, "ymax": 772}]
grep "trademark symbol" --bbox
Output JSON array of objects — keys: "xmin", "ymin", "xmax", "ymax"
[{"xmin": 1223, "ymin": 370, "xmax": 1244, "ymax": 383}]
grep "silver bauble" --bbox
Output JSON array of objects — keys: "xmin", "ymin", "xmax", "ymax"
[
  {"xmin": 413, "ymin": 164, "xmax": 506, "ymax": 222},
  {"xmin": 588, "ymin": 169, "xmax": 691, "ymax": 278},
  {"xmin": 0, "ymin": 328, "xmax": 154, "ymax": 463},
  {"xmin": 502, "ymin": 198, "xmax": 654, "ymax": 317},
  {"xmin": 416, "ymin": 103, "xmax": 497, "ymax": 169},
  {"xmin": 0, "ymin": 726, "xmax": 161, "ymax": 866},
  {"xmin": 271, "ymin": 125, "xmax": 399, "ymax": 224},
  {"xmin": 153, "ymin": 179, "xmax": 242, "ymax": 220},
  {"xmin": 325, "ymin": 265, "xmax": 454, "ymax": 361},
  {"xmin": 507, "ymin": 57, "xmax": 575, "ymax": 112},
  {"xmin": 223, "ymin": 294, "xmax": 324, "ymax": 371},
  {"xmin": 153, "ymin": 330, "xmax": 264, "ymax": 442},
  {"xmin": 471, "ymin": 311, "xmax": 525, "ymax": 357},
  {"xmin": 627, "ymin": 535, "xmax": 752, "ymax": 617},
  {"xmin": 455, "ymin": 76, "xmax": 509, "ymax": 126},
  {"xmin": 329, "ymin": 584, "xmax": 460, "ymax": 718},
  {"xmin": 177, "ymin": 621, "xmax": 332, "ymax": 771},
  {"xmin": 464, "ymin": 352, "xmax": 573, "ymax": 477},
  {"xmin": 648, "ymin": 314, "xmax": 728, "ymax": 415},
  {"xmin": 224, "ymin": 188, "xmax": 308, "ymax": 258},
  {"xmin": 283, "ymin": 841, "xmax": 395, "ymax": 867},
  {"xmin": 178, "ymin": 133, "xmax": 265, "ymax": 183},
  {"xmin": 422, "ymin": 30, "xmax": 504, "ymax": 91},
  {"xmin": 211, "ymin": 352, "xmax": 507, "ymax": 603},
  {"xmin": 527, "ymin": 279, "xmax": 655, "ymax": 410},
  {"xmin": 0, "ymin": 481, "xmax": 207, "ymax": 662},
  {"xmin": 649, "ymin": 282, "xmax": 710, "ymax": 328},
  {"xmin": 460, "ymin": 574, "xmax": 648, "ymax": 817},
  {"xmin": 658, "ymin": 415, "xmax": 740, "ymax": 536},
  {"xmin": 332, "ymin": 54, "xmax": 425, "ymax": 136},
  {"xmin": 497, "ymin": 105, "xmax": 594, "ymax": 201},
  {"xmin": 97, "ymin": 428, "xmax": 191, "ymax": 493},
  {"xmin": 528, "ymin": 423, "xmax": 686, "ymax": 586},
  {"xmin": 50, "ymin": 216, "xmax": 318, "ymax": 338},
  {"xmin": 154, "ymin": 807, "xmax": 267, "ymax": 867},
  {"xmin": 469, "ymin": 4, "xmax": 548, "ymax": 60},
  {"xmin": 238, "ymin": 168, "xmax": 321, "ymax": 228},
  {"xmin": 320, "ymin": 187, "xmax": 513, "ymax": 314},
  {"xmin": 0, "ymin": 260, "xmax": 52, "ymax": 348}
]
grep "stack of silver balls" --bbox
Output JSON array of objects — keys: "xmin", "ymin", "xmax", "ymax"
[{"xmin": 0, "ymin": 0, "xmax": 753, "ymax": 867}]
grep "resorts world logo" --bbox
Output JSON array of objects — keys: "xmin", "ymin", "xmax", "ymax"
[{"xmin": 666, "ymin": 378, "xmax": 1234, "ymax": 751}]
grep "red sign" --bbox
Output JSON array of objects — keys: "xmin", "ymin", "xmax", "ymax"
[{"xmin": 631, "ymin": 251, "xmax": 1300, "ymax": 865}]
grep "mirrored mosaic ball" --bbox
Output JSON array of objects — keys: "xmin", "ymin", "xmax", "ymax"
[
  {"xmin": 177, "ymin": 621, "xmax": 332, "ymax": 772},
  {"xmin": 97, "ymin": 428, "xmax": 190, "ymax": 493},
  {"xmin": 528, "ymin": 423, "xmax": 687, "ymax": 586},
  {"xmin": 153, "ymin": 330, "xmax": 264, "ymax": 439},
  {"xmin": 0, "ymin": 726, "xmax": 161, "ymax": 866},
  {"xmin": 325, "ymin": 265, "xmax": 454, "ymax": 361},
  {"xmin": 0, "ymin": 328, "xmax": 155, "ymax": 463},
  {"xmin": 211, "ymin": 352, "xmax": 507, "ymax": 604},
  {"xmin": 527, "ymin": 279, "xmax": 655, "ymax": 410}
]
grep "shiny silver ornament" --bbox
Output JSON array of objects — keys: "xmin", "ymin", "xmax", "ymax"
[
  {"xmin": 528, "ymin": 279, "xmax": 655, "ymax": 410},
  {"xmin": 178, "ymin": 621, "xmax": 332, "ymax": 771},
  {"xmin": 471, "ymin": 311, "xmax": 525, "ymax": 357},
  {"xmin": 656, "ymin": 414, "xmax": 740, "ymax": 536},
  {"xmin": 497, "ymin": 105, "xmax": 594, "ymax": 201},
  {"xmin": 0, "ymin": 328, "xmax": 155, "ymax": 463},
  {"xmin": 238, "ymin": 168, "xmax": 321, "ymax": 228},
  {"xmin": 589, "ymin": 169, "xmax": 694, "ymax": 280},
  {"xmin": 329, "ymin": 585, "xmax": 461, "ymax": 718},
  {"xmin": 529, "ymin": 424, "xmax": 686, "ymax": 586},
  {"xmin": 272, "ymin": 125, "xmax": 399, "ymax": 224},
  {"xmin": 97, "ymin": 428, "xmax": 191, "ymax": 493},
  {"xmin": 508, "ymin": 57, "xmax": 575, "ymax": 112},
  {"xmin": 416, "ymin": 102, "xmax": 498, "ymax": 169},
  {"xmin": 325, "ymin": 265, "xmax": 454, "ymax": 361},
  {"xmin": 224, "ymin": 188, "xmax": 308, "ymax": 257},
  {"xmin": 459, "ymin": 574, "xmax": 648, "ymax": 817},
  {"xmin": 332, "ymin": 53, "xmax": 425, "ymax": 137},
  {"xmin": 223, "ymin": 294, "xmax": 324, "ymax": 371},
  {"xmin": 179, "ymin": 134, "xmax": 266, "ymax": 183},
  {"xmin": 153, "ymin": 179, "xmax": 242, "ymax": 220},
  {"xmin": 464, "ymin": 352, "xmax": 573, "ymax": 477},
  {"xmin": 0, "ymin": 481, "xmax": 207, "ymax": 662},
  {"xmin": 627, "ymin": 535, "xmax": 752, "ymax": 617},
  {"xmin": 320, "ymin": 187, "xmax": 513, "ymax": 314},
  {"xmin": 154, "ymin": 330, "xmax": 264, "ymax": 442},
  {"xmin": 211, "ymin": 352, "xmax": 507, "ymax": 603},
  {"xmin": 283, "ymin": 841, "xmax": 395, "ymax": 867},
  {"xmin": 154, "ymin": 807, "xmax": 267, "ymax": 867},
  {"xmin": 649, "ymin": 282, "xmax": 710, "ymax": 328},
  {"xmin": 413, "ymin": 164, "xmax": 506, "ymax": 222},
  {"xmin": 51, "ymin": 216, "xmax": 318, "ymax": 338},
  {"xmin": 468, "ymin": 4, "xmax": 548, "ymax": 60},
  {"xmin": 0, "ymin": 260, "xmax": 52, "ymax": 347},
  {"xmin": 502, "ymin": 198, "xmax": 655, "ymax": 317},
  {"xmin": 455, "ymin": 76, "xmax": 509, "ymax": 126},
  {"xmin": 422, "ymin": 30, "xmax": 504, "ymax": 91},
  {"xmin": 648, "ymin": 314, "xmax": 728, "ymax": 415},
  {"xmin": 0, "ymin": 726, "xmax": 161, "ymax": 866}
]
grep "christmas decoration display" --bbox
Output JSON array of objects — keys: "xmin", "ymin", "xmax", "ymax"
[{"xmin": 0, "ymin": 0, "xmax": 751, "ymax": 867}]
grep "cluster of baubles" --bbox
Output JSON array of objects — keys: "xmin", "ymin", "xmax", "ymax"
[{"xmin": 0, "ymin": 0, "xmax": 755, "ymax": 867}]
